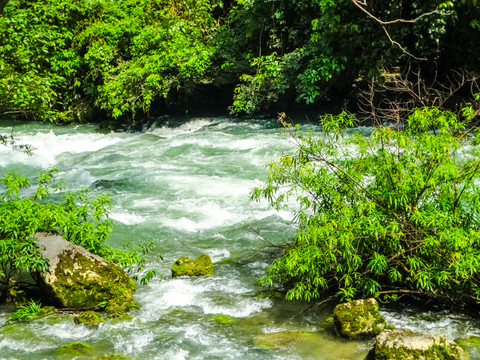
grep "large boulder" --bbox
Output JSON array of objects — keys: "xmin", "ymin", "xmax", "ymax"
[
  {"xmin": 365, "ymin": 329, "xmax": 470, "ymax": 360},
  {"xmin": 33, "ymin": 232, "xmax": 136, "ymax": 309},
  {"xmin": 171, "ymin": 254, "xmax": 214, "ymax": 278},
  {"xmin": 333, "ymin": 298, "xmax": 386, "ymax": 339}
]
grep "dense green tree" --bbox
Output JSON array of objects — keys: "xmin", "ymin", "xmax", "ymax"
[
  {"xmin": 224, "ymin": 0, "xmax": 480, "ymax": 114},
  {"xmin": 0, "ymin": 0, "xmax": 219, "ymax": 123},
  {"xmin": 0, "ymin": 0, "xmax": 479, "ymax": 120},
  {"xmin": 253, "ymin": 103, "xmax": 480, "ymax": 307}
]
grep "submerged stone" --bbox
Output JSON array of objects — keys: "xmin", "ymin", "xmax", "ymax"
[
  {"xmin": 253, "ymin": 331, "xmax": 319, "ymax": 349},
  {"xmin": 74, "ymin": 311, "xmax": 105, "ymax": 326},
  {"xmin": 38, "ymin": 306, "xmax": 57, "ymax": 317},
  {"xmin": 108, "ymin": 312, "xmax": 134, "ymax": 324},
  {"xmin": 57, "ymin": 342, "xmax": 96, "ymax": 358},
  {"xmin": 94, "ymin": 354, "xmax": 132, "ymax": 360},
  {"xmin": 209, "ymin": 314, "xmax": 237, "ymax": 325},
  {"xmin": 33, "ymin": 232, "xmax": 136, "ymax": 309},
  {"xmin": 171, "ymin": 254, "xmax": 214, "ymax": 278},
  {"xmin": 333, "ymin": 298, "xmax": 386, "ymax": 339},
  {"xmin": 365, "ymin": 328, "xmax": 470, "ymax": 360},
  {"xmin": 456, "ymin": 336, "xmax": 480, "ymax": 357}
]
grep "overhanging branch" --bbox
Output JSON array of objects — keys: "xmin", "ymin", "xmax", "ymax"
[{"xmin": 350, "ymin": 0, "xmax": 450, "ymax": 60}]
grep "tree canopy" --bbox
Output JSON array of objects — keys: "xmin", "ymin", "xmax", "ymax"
[{"xmin": 0, "ymin": 0, "xmax": 478, "ymax": 123}]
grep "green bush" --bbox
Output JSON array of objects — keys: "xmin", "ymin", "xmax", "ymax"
[
  {"xmin": 253, "ymin": 107, "xmax": 480, "ymax": 306},
  {"xmin": 0, "ymin": 167, "xmax": 150, "ymax": 298}
]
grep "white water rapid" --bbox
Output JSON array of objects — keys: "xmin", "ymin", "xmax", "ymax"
[{"xmin": 0, "ymin": 118, "xmax": 479, "ymax": 360}]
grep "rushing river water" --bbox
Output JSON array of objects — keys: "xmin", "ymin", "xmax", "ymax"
[{"xmin": 0, "ymin": 117, "xmax": 480, "ymax": 360}]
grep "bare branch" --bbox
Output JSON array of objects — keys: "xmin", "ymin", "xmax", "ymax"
[
  {"xmin": 358, "ymin": 63, "xmax": 480, "ymax": 127},
  {"xmin": 350, "ymin": 0, "xmax": 450, "ymax": 59},
  {"xmin": 351, "ymin": 0, "xmax": 444, "ymax": 26}
]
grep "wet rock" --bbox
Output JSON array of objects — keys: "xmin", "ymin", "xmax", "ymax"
[
  {"xmin": 57, "ymin": 342, "xmax": 96, "ymax": 358},
  {"xmin": 171, "ymin": 254, "xmax": 214, "ymax": 278},
  {"xmin": 38, "ymin": 306, "xmax": 56, "ymax": 317},
  {"xmin": 253, "ymin": 331, "xmax": 319, "ymax": 349},
  {"xmin": 94, "ymin": 355, "xmax": 132, "ymax": 360},
  {"xmin": 33, "ymin": 232, "xmax": 137, "ymax": 309},
  {"xmin": 74, "ymin": 311, "xmax": 105, "ymax": 326},
  {"xmin": 365, "ymin": 328, "xmax": 470, "ymax": 360},
  {"xmin": 333, "ymin": 298, "xmax": 386, "ymax": 339},
  {"xmin": 456, "ymin": 336, "xmax": 480, "ymax": 358}
]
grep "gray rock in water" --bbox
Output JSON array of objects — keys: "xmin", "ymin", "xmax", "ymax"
[
  {"xmin": 333, "ymin": 298, "xmax": 386, "ymax": 339},
  {"xmin": 365, "ymin": 328, "xmax": 470, "ymax": 360},
  {"xmin": 33, "ymin": 232, "xmax": 136, "ymax": 309}
]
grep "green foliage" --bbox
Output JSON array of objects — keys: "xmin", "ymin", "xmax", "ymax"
[
  {"xmin": 0, "ymin": 167, "xmax": 153, "ymax": 297},
  {"xmin": 224, "ymin": 0, "xmax": 480, "ymax": 114},
  {"xmin": 254, "ymin": 107, "xmax": 480, "ymax": 305},
  {"xmin": 8, "ymin": 299, "xmax": 41, "ymax": 322},
  {"xmin": 1, "ymin": 0, "xmax": 479, "ymax": 118},
  {"xmin": 0, "ymin": 0, "xmax": 218, "ymax": 122}
]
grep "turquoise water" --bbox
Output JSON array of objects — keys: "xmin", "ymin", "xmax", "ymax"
[{"xmin": 0, "ymin": 118, "xmax": 478, "ymax": 359}]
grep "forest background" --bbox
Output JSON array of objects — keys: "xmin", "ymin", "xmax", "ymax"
[{"xmin": 0, "ymin": 0, "xmax": 479, "ymax": 127}]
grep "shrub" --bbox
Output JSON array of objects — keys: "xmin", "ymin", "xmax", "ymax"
[{"xmin": 253, "ymin": 107, "xmax": 480, "ymax": 307}]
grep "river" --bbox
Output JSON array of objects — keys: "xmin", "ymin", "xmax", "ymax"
[{"xmin": 0, "ymin": 117, "xmax": 479, "ymax": 359}]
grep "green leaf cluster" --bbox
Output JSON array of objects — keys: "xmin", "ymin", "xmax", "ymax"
[
  {"xmin": 7, "ymin": 299, "xmax": 41, "ymax": 322},
  {"xmin": 254, "ymin": 106, "xmax": 480, "ymax": 306}
]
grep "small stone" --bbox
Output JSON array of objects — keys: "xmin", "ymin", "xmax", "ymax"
[
  {"xmin": 74, "ymin": 311, "xmax": 105, "ymax": 326},
  {"xmin": 333, "ymin": 298, "xmax": 386, "ymax": 339},
  {"xmin": 366, "ymin": 328, "xmax": 470, "ymax": 360},
  {"xmin": 253, "ymin": 331, "xmax": 318, "ymax": 349},
  {"xmin": 94, "ymin": 354, "xmax": 132, "ymax": 360},
  {"xmin": 57, "ymin": 342, "xmax": 96, "ymax": 358},
  {"xmin": 171, "ymin": 254, "xmax": 214, "ymax": 278}
]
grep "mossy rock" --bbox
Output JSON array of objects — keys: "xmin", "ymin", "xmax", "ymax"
[
  {"xmin": 456, "ymin": 336, "xmax": 480, "ymax": 356},
  {"xmin": 74, "ymin": 311, "xmax": 105, "ymax": 326},
  {"xmin": 108, "ymin": 312, "xmax": 134, "ymax": 324},
  {"xmin": 208, "ymin": 314, "xmax": 237, "ymax": 325},
  {"xmin": 365, "ymin": 329, "xmax": 470, "ymax": 360},
  {"xmin": 253, "ymin": 331, "xmax": 319, "ymax": 349},
  {"xmin": 333, "ymin": 298, "xmax": 386, "ymax": 339},
  {"xmin": 171, "ymin": 254, "xmax": 214, "ymax": 278},
  {"xmin": 105, "ymin": 298, "xmax": 139, "ymax": 314},
  {"xmin": 94, "ymin": 354, "xmax": 132, "ymax": 360},
  {"xmin": 39, "ymin": 306, "xmax": 57, "ymax": 317},
  {"xmin": 57, "ymin": 342, "xmax": 96, "ymax": 358},
  {"xmin": 33, "ymin": 232, "xmax": 136, "ymax": 309}
]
